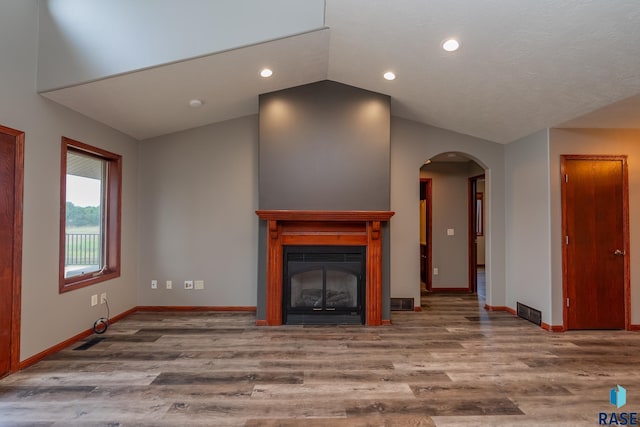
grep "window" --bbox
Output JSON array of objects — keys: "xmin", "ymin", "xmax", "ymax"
[{"xmin": 59, "ymin": 137, "xmax": 121, "ymax": 292}]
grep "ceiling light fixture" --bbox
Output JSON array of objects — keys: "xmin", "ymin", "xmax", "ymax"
[
  {"xmin": 442, "ymin": 38, "xmax": 461, "ymax": 52},
  {"xmin": 189, "ymin": 99, "xmax": 203, "ymax": 108},
  {"xmin": 260, "ymin": 68, "xmax": 273, "ymax": 78},
  {"xmin": 383, "ymin": 71, "xmax": 396, "ymax": 81}
]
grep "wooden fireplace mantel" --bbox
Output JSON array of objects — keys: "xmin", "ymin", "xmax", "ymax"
[{"xmin": 256, "ymin": 210, "xmax": 394, "ymax": 326}]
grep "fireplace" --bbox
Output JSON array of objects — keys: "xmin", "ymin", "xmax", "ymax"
[
  {"xmin": 284, "ymin": 245, "xmax": 366, "ymax": 325},
  {"xmin": 256, "ymin": 210, "xmax": 394, "ymax": 326}
]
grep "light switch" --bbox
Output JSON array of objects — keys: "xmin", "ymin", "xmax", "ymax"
[{"xmin": 447, "ymin": 228, "xmax": 454, "ymax": 236}]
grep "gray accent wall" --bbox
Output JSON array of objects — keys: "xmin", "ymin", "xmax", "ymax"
[{"xmin": 259, "ymin": 80, "xmax": 391, "ymax": 211}]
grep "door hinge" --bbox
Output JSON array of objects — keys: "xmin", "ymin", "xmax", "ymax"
[
  {"xmin": 564, "ymin": 174, "xmax": 568, "ymax": 183},
  {"xmin": 566, "ymin": 298, "xmax": 570, "ymax": 308},
  {"xmin": 565, "ymin": 235, "xmax": 569, "ymax": 245}
]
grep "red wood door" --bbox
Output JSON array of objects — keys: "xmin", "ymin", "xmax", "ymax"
[
  {"xmin": 0, "ymin": 125, "xmax": 23, "ymax": 378},
  {"xmin": 562, "ymin": 156, "xmax": 628, "ymax": 330}
]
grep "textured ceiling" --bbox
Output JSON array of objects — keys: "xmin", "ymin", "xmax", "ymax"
[{"xmin": 41, "ymin": 0, "xmax": 640, "ymax": 143}]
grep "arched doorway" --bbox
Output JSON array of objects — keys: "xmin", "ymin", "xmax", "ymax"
[{"xmin": 419, "ymin": 152, "xmax": 486, "ymax": 301}]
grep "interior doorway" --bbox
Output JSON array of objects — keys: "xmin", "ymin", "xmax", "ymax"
[
  {"xmin": 561, "ymin": 155, "xmax": 629, "ymax": 330},
  {"xmin": 420, "ymin": 153, "xmax": 485, "ymax": 297},
  {"xmin": 0, "ymin": 124, "xmax": 24, "ymax": 378},
  {"xmin": 468, "ymin": 174, "xmax": 485, "ymax": 294}
]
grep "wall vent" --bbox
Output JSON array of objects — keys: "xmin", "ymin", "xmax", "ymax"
[
  {"xmin": 517, "ymin": 302, "xmax": 542, "ymax": 326},
  {"xmin": 390, "ymin": 298, "xmax": 414, "ymax": 311}
]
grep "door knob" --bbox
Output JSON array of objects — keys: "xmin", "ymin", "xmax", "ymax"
[{"xmin": 614, "ymin": 249, "xmax": 626, "ymax": 256}]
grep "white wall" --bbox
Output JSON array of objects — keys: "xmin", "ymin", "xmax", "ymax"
[
  {"xmin": 390, "ymin": 117, "xmax": 506, "ymax": 308},
  {"xmin": 549, "ymin": 128, "xmax": 640, "ymax": 326},
  {"xmin": 1, "ymin": 0, "xmax": 139, "ymax": 361},
  {"xmin": 138, "ymin": 116, "xmax": 259, "ymax": 307},
  {"xmin": 37, "ymin": 0, "xmax": 326, "ymax": 91},
  {"xmin": 505, "ymin": 129, "xmax": 552, "ymax": 324}
]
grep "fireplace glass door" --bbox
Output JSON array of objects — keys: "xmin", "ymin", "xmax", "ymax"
[{"xmin": 284, "ymin": 246, "xmax": 365, "ymax": 324}]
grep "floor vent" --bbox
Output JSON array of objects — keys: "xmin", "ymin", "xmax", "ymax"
[
  {"xmin": 517, "ymin": 302, "xmax": 542, "ymax": 326},
  {"xmin": 73, "ymin": 337, "xmax": 104, "ymax": 351},
  {"xmin": 390, "ymin": 298, "xmax": 414, "ymax": 311}
]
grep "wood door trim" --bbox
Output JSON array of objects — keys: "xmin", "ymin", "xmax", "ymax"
[
  {"xmin": 0, "ymin": 124, "xmax": 24, "ymax": 375},
  {"xmin": 468, "ymin": 174, "xmax": 485, "ymax": 293},
  {"xmin": 560, "ymin": 155, "xmax": 630, "ymax": 330},
  {"xmin": 420, "ymin": 179, "xmax": 432, "ymax": 291}
]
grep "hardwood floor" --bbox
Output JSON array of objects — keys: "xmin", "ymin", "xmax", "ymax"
[{"xmin": 1, "ymin": 293, "xmax": 640, "ymax": 426}]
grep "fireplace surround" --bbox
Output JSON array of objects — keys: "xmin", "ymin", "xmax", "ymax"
[{"xmin": 255, "ymin": 210, "xmax": 394, "ymax": 326}]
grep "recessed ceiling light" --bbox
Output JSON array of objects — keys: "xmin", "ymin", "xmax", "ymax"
[
  {"xmin": 442, "ymin": 38, "xmax": 461, "ymax": 52},
  {"xmin": 260, "ymin": 68, "xmax": 273, "ymax": 78},
  {"xmin": 383, "ymin": 71, "xmax": 396, "ymax": 81},
  {"xmin": 189, "ymin": 99, "xmax": 203, "ymax": 108}
]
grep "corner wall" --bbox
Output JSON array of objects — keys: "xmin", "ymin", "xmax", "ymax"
[
  {"xmin": 505, "ymin": 129, "xmax": 552, "ymax": 324},
  {"xmin": 1, "ymin": 0, "xmax": 139, "ymax": 361},
  {"xmin": 390, "ymin": 117, "xmax": 506, "ymax": 309},
  {"xmin": 137, "ymin": 116, "xmax": 259, "ymax": 307}
]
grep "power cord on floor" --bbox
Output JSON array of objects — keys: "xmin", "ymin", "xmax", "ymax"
[{"xmin": 93, "ymin": 298, "xmax": 110, "ymax": 334}]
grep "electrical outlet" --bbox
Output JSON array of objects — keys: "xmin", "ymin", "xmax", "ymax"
[
  {"xmin": 91, "ymin": 294, "xmax": 98, "ymax": 307},
  {"xmin": 184, "ymin": 280, "xmax": 194, "ymax": 290},
  {"xmin": 166, "ymin": 280, "xmax": 172, "ymax": 290},
  {"xmin": 100, "ymin": 293, "xmax": 107, "ymax": 304},
  {"xmin": 151, "ymin": 279, "xmax": 158, "ymax": 289},
  {"xmin": 194, "ymin": 280, "xmax": 204, "ymax": 290},
  {"xmin": 433, "ymin": 267, "xmax": 439, "ymax": 276}
]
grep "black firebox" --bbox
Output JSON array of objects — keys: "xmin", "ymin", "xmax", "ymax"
[{"xmin": 283, "ymin": 245, "xmax": 366, "ymax": 325}]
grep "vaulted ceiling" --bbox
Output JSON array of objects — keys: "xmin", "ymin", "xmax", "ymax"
[{"xmin": 41, "ymin": 0, "xmax": 640, "ymax": 143}]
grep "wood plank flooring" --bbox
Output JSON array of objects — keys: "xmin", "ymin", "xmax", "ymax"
[{"xmin": 2, "ymin": 293, "xmax": 640, "ymax": 426}]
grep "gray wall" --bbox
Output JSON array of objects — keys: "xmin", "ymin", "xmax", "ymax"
[
  {"xmin": 259, "ymin": 80, "xmax": 391, "ymax": 211},
  {"xmin": 549, "ymin": 128, "xmax": 640, "ymax": 326},
  {"xmin": 1, "ymin": 0, "xmax": 139, "ymax": 361},
  {"xmin": 505, "ymin": 129, "xmax": 552, "ymax": 324},
  {"xmin": 37, "ymin": 0, "xmax": 325, "ymax": 91},
  {"xmin": 420, "ymin": 162, "xmax": 484, "ymax": 289},
  {"xmin": 138, "ymin": 116, "xmax": 259, "ymax": 306},
  {"xmin": 390, "ymin": 117, "xmax": 506, "ymax": 309}
]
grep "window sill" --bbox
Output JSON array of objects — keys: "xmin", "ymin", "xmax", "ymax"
[{"xmin": 60, "ymin": 269, "xmax": 119, "ymax": 293}]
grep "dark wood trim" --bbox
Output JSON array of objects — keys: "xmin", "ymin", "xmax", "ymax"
[
  {"xmin": 484, "ymin": 304, "xmax": 517, "ymax": 316},
  {"xmin": 136, "ymin": 306, "xmax": 257, "ymax": 312},
  {"xmin": 630, "ymin": 324, "xmax": 640, "ymax": 331},
  {"xmin": 413, "ymin": 306, "xmax": 422, "ymax": 312},
  {"xmin": 258, "ymin": 211, "xmax": 394, "ymax": 326},
  {"xmin": 0, "ymin": 125, "xmax": 24, "ymax": 375},
  {"xmin": 561, "ymin": 155, "xmax": 630, "ymax": 330},
  {"xmin": 431, "ymin": 287, "xmax": 474, "ymax": 293},
  {"xmin": 18, "ymin": 306, "xmax": 136, "ymax": 371},
  {"xmin": 366, "ymin": 221, "xmax": 383, "ymax": 326},
  {"xmin": 541, "ymin": 322, "xmax": 566, "ymax": 332},
  {"xmin": 256, "ymin": 210, "xmax": 395, "ymax": 222},
  {"xmin": 59, "ymin": 137, "xmax": 122, "ymax": 293},
  {"xmin": 19, "ymin": 328, "xmax": 94, "ymax": 371},
  {"xmin": 420, "ymin": 179, "xmax": 432, "ymax": 291},
  {"xmin": 468, "ymin": 174, "xmax": 485, "ymax": 293}
]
